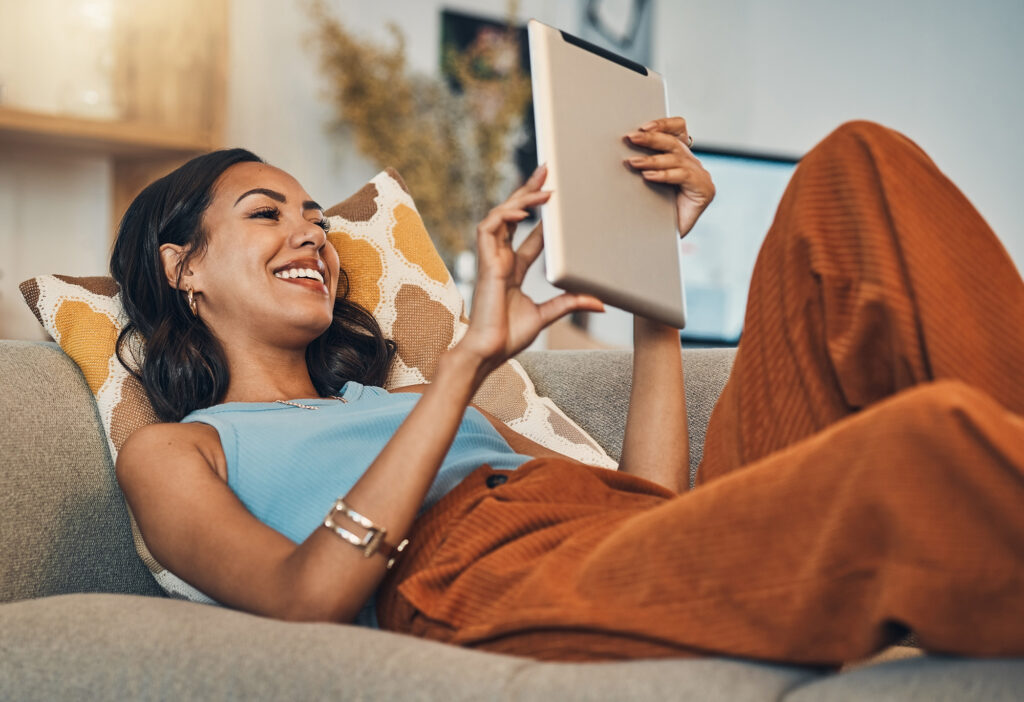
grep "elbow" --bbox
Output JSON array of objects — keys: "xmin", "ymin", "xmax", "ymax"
[
  {"xmin": 271, "ymin": 577, "xmax": 354, "ymax": 624},
  {"xmin": 271, "ymin": 558, "xmax": 365, "ymax": 624},
  {"xmin": 274, "ymin": 588, "xmax": 358, "ymax": 624}
]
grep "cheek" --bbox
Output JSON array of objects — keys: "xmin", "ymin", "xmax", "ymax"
[{"xmin": 326, "ymin": 249, "xmax": 342, "ymax": 294}]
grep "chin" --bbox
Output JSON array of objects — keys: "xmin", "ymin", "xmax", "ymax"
[
  {"xmin": 278, "ymin": 312, "xmax": 334, "ymax": 348},
  {"xmin": 304, "ymin": 317, "xmax": 335, "ymax": 341}
]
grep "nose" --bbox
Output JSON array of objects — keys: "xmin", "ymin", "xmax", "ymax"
[{"xmin": 289, "ymin": 218, "xmax": 328, "ymax": 251}]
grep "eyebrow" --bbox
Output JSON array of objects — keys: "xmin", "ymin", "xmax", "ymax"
[{"xmin": 234, "ymin": 188, "xmax": 323, "ymax": 212}]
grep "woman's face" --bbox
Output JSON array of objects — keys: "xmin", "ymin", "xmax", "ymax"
[{"xmin": 170, "ymin": 162, "xmax": 341, "ymax": 351}]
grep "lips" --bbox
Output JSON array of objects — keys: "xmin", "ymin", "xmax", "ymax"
[
  {"xmin": 277, "ymin": 276, "xmax": 328, "ymax": 294},
  {"xmin": 271, "ymin": 257, "xmax": 330, "ymax": 295}
]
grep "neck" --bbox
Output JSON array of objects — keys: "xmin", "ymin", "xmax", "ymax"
[{"xmin": 220, "ymin": 341, "xmax": 321, "ymax": 404}]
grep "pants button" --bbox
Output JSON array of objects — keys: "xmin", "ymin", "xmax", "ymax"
[{"xmin": 486, "ymin": 473, "xmax": 509, "ymax": 488}]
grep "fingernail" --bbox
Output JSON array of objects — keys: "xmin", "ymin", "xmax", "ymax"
[
  {"xmin": 640, "ymin": 121, "xmax": 658, "ymax": 131},
  {"xmin": 625, "ymin": 132, "xmax": 642, "ymax": 140},
  {"xmin": 642, "ymin": 171, "xmax": 658, "ymax": 177},
  {"xmin": 627, "ymin": 157, "xmax": 643, "ymax": 165}
]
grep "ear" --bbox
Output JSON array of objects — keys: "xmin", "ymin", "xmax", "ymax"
[{"xmin": 159, "ymin": 243, "xmax": 193, "ymax": 291}]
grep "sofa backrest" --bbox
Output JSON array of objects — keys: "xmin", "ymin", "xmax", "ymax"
[
  {"xmin": 0, "ymin": 341, "xmax": 735, "ymax": 604},
  {"xmin": 517, "ymin": 347, "xmax": 736, "ymax": 486}
]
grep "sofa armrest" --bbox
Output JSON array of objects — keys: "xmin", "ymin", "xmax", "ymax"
[
  {"xmin": 516, "ymin": 347, "xmax": 736, "ymax": 488},
  {"xmin": 0, "ymin": 341, "xmax": 164, "ymax": 603}
]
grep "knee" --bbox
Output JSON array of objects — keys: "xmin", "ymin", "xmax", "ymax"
[
  {"xmin": 826, "ymin": 120, "xmax": 894, "ymax": 143},
  {"xmin": 806, "ymin": 120, "xmax": 921, "ymax": 164}
]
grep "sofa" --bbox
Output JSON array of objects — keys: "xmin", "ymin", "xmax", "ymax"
[{"xmin": 2, "ymin": 339, "xmax": 1022, "ymax": 700}]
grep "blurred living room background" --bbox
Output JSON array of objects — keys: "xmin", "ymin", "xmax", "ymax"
[{"xmin": 1, "ymin": 0, "xmax": 1021, "ymax": 348}]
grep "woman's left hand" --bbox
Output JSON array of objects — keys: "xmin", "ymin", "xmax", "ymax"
[{"xmin": 625, "ymin": 116, "xmax": 716, "ymax": 237}]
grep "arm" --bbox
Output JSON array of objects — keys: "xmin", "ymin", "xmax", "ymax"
[
  {"xmin": 617, "ymin": 117, "xmax": 715, "ymax": 492},
  {"xmin": 118, "ymin": 350, "xmax": 486, "ymax": 624},
  {"xmin": 289, "ymin": 165, "xmax": 601, "ymax": 620},
  {"xmin": 119, "ymin": 165, "xmax": 600, "ymax": 624},
  {"xmin": 619, "ymin": 318, "xmax": 689, "ymax": 492}
]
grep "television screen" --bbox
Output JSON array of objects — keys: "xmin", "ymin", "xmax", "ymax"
[{"xmin": 678, "ymin": 148, "xmax": 799, "ymax": 343}]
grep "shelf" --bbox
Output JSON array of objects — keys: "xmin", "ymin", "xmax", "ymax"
[{"xmin": 0, "ymin": 105, "xmax": 213, "ymax": 157}]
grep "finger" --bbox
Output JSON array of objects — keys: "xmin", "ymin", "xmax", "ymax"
[
  {"xmin": 640, "ymin": 167, "xmax": 691, "ymax": 183},
  {"xmin": 490, "ymin": 191, "xmax": 550, "ymax": 229},
  {"xmin": 513, "ymin": 220, "xmax": 544, "ymax": 282},
  {"xmin": 639, "ymin": 116, "xmax": 687, "ymax": 136},
  {"xmin": 504, "ymin": 209, "xmax": 530, "ymax": 241},
  {"xmin": 625, "ymin": 130, "xmax": 685, "ymax": 153},
  {"xmin": 511, "ymin": 163, "xmax": 548, "ymax": 198},
  {"xmin": 536, "ymin": 292, "xmax": 606, "ymax": 327},
  {"xmin": 625, "ymin": 152, "xmax": 688, "ymax": 171},
  {"xmin": 507, "ymin": 189, "xmax": 552, "ymax": 212},
  {"xmin": 479, "ymin": 211, "xmax": 530, "ymax": 261},
  {"xmin": 479, "ymin": 206, "xmax": 530, "ymax": 236}
]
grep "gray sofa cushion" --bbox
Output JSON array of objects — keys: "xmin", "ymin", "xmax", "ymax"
[
  {"xmin": 517, "ymin": 348, "xmax": 736, "ymax": 487},
  {"xmin": 0, "ymin": 342, "xmax": 163, "ymax": 603},
  {"xmin": 786, "ymin": 654, "xmax": 1024, "ymax": 702},
  {"xmin": 0, "ymin": 593, "xmax": 823, "ymax": 701}
]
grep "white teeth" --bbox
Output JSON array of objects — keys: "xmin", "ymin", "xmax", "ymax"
[{"xmin": 275, "ymin": 268, "xmax": 324, "ymax": 284}]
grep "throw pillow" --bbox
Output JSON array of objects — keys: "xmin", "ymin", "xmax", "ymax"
[
  {"xmin": 326, "ymin": 168, "xmax": 614, "ymax": 465},
  {"xmin": 20, "ymin": 167, "xmax": 616, "ymax": 605}
]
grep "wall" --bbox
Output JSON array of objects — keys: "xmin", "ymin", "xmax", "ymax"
[
  {"xmin": 654, "ymin": 0, "xmax": 1023, "ymax": 266},
  {"xmin": 3, "ymin": 0, "xmax": 1022, "ymax": 342},
  {"xmin": 224, "ymin": 0, "xmax": 1024, "ymax": 349},
  {"xmin": 223, "ymin": 0, "xmax": 578, "ymax": 208},
  {"xmin": 0, "ymin": 147, "xmax": 112, "ymax": 340}
]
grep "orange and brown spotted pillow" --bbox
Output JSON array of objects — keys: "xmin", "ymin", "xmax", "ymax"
[
  {"xmin": 20, "ymin": 167, "xmax": 615, "ymax": 604},
  {"xmin": 327, "ymin": 169, "xmax": 615, "ymax": 463}
]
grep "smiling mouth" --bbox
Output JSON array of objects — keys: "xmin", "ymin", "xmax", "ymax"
[{"xmin": 274, "ymin": 267, "xmax": 329, "ymax": 294}]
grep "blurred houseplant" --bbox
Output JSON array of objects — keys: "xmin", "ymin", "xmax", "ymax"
[{"xmin": 309, "ymin": 2, "xmax": 532, "ymax": 267}]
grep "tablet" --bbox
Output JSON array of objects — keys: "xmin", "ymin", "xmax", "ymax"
[{"xmin": 527, "ymin": 19, "xmax": 686, "ymax": 329}]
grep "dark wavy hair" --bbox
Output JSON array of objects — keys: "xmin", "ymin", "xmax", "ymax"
[{"xmin": 110, "ymin": 148, "xmax": 396, "ymax": 422}]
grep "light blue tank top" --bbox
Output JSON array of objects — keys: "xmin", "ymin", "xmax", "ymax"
[{"xmin": 181, "ymin": 380, "xmax": 533, "ymax": 627}]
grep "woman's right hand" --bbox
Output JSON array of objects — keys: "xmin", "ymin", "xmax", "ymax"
[{"xmin": 454, "ymin": 165, "xmax": 605, "ymax": 378}]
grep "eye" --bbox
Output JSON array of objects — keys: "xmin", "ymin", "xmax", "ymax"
[
  {"xmin": 315, "ymin": 218, "xmax": 330, "ymax": 233},
  {"xmin": 249, "ymin": 206, "xmax": 280, "ymax": 221}
]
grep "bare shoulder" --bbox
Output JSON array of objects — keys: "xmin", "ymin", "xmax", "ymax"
[
  {"xmin": 117, "ymin": 421, "xmax": 227, "ymax": 482},
  {"xmin": 113, "ymin": 420, "xmax": 298, "ymax": 617}
]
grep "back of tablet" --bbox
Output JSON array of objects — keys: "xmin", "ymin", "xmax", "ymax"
[{"xmin": 528, "ymin": 19, "xmax": 686, "ymax": 328}]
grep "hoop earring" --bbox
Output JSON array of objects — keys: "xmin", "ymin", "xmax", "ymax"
[{"xmin": 186, "ymin": 286, "xmax": 198, "ymax": 316}]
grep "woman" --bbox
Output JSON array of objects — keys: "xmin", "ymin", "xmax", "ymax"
[{"xmin": 112, "ymin": 117, "xmax": 1024, "ymax": 667}]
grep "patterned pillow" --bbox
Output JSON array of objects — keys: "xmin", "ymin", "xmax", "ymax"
[
  {"xmin": 19, "ymin": 167, "xmax": 615, "ymax": 605},
  {"xmin": 326, "ymin": 169, "xmax": 614, "ymax": 465}
]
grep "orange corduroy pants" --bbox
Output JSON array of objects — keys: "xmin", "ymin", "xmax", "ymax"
[{"xmin": 377, "ymin": 121, "xmax": 1024, "ymax": 667}]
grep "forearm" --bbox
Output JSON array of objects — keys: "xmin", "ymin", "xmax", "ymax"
[
  {"xmin": 618, "ymin": 316, "xmax": 689, "ymax": 492},
  {"xmin": 280, "ymin": 347, "xmax": 486, "ymax": 622}
]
